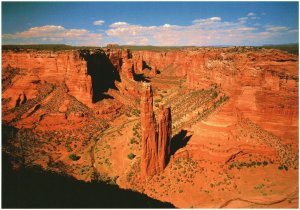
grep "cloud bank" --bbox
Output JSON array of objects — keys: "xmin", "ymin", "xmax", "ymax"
[
  {"xmin": 2, "ymin": 14, "xmax": 298, "ymax": 46},
  {"xmin": 3, "ymin": 25, "xmax": 102, "ymax": 45}
]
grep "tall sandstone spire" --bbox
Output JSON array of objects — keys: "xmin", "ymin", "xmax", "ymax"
[
  {"xmin": 157, "ymin": 105, "xmax": 172, "ymax": 171},
  {"xmin": 140, "ymin": 82, "xmax": 172, "ymax": 177}
]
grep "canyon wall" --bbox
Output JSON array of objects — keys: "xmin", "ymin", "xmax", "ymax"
[
  {"xmin": 2, "ymin": 47, "xmax": 298, "ymax": 142},
  {"xmin": 184, "ymin": 48, "xmax": 298, "ymax": 142},
  {"xmin": 2, "ymin": 50, "xmax": 93, "ymax": 107},
  {"xmin": 140, "ymin": 83, "xmax": 172, "ymax": 177},
  {"xmin": 186, "ymin": 47, "xmax": 298, "ymax": 92},
  {"xmin": 2, "ymin": 49, "xmax": 140, "ymax": 109},
  {"xmin": 131, "ymin": 50, "xmax": 189, "ymax": 77},
  {"xmin": 130, "ymin": 47, "xmax": 298, "ymax": 144},
  {"xmin": 105, "ymin": 49, "xmax": 141, "ymax": 100}
]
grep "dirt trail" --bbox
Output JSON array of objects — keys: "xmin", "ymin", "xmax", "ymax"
[
  {"xmin": 89, "ymin": 142, "xmax": 99, "ymax": 180},
  {"xmin": 219, "ymin": 189, "xmax": 298, "ymax": 208}
]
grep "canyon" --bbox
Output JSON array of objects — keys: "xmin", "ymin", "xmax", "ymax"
[{"xmin": 2, "ymin": 46, "xmax": 299, "ymax": 208}]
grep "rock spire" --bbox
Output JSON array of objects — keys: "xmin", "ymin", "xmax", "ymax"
[{"xmin": 140, "ymin": 82, "xmax": 172, "ymax": 177}]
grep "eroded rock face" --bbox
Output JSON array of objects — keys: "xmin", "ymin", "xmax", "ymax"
[
  {"xmin": 157, "ymin": 105, "xmax": 172, "ymax": 171},
  {"xmin": 131, "ymin": 50, "xmax": 189, "ymax": 77},
  {"xmin": 2, "ymin": 50, "xmax": 92, "ymax": 107},
  {"xmin": 104, "ymin": 49, "xmax": 141, "ymax": 102},
  {"xmin": 140, "ymin": 83, "xmax": 172, "ymax": 177},
  {"xmin": 141, "ymin": 83, "xmax": 157, "ymax": 176}
]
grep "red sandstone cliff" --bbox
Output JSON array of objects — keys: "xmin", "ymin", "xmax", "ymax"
[
  {"xmin": 157, "ymin": 105, "xmax": 172, "ymax": 171},
  {"xmin": 105, "ymin": 49, "xmax": 141, "ymax": 103},
  {"xmin": 129, "ymin": 47, "xmax": 297, "ymax": 144},
  {"xmin": 2, "ymin": 50, "xmax": 92, "ymax": 107},
  {"xmin": 2, "ymin": 47, "xmax": 298, "ymax": 143},
  {"xmin": 140, "ymin": 83, "xmax": 158, "ymax": 176},
  {"xmin": 131, "ymin": 50, "xmax": 188, "ymax": 77},
  {"xmin": 140, "ymin": 83, "xmax": 172, "ymax": 177}
]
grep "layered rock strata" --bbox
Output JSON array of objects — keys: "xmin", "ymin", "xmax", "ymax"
[
  {"xmin": 140, "ymin": 82, "xmax": 172, "ymax": 177},
  {"xmin": 2, "ymin": 50, "xmax": 92, "ymax": 107}
]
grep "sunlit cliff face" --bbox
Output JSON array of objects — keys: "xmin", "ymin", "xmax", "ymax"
[{"xmin": 2, "ymin": 46, "xmax": 298, "ymax": 208}]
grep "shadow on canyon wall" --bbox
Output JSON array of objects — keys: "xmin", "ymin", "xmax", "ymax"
[
  {"xmin": 170, "ymin": 130, "xmax": 192, "ymax": 156},
  {"xmin": 2, "ymin": 125, "xmax": 174, "ymax": 208},
  {"xmin": 134, "ymin": 73, "xmax": 150, "ymax": 82},
  {"xmin": 80, "ymin": 50, "xmax": 120, "ymax": 103}
]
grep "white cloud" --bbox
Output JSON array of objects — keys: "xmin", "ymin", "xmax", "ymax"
[
  {"xmin": 247, "ymin": 12, "xmax": 256, "ymax": 16},
  {"xmin": 238, "ymin": 17, "xmax": 248, "ymax": 22},
  {"xmin": 288, "ymin": 29, "xmax": 298, "ymax": 33},
  {"xmin": 102, "ymin": 15, "xmax": 296, "ymax": 46},
  {"xmin": 237, "ymin": 27, "xmax": 256, "ymax": 31},
  {"xmin": 3, "ymin": 25, "xmax": 64, "ymax": 38},
  {"xmin": 93, "ymin": 20, "xmax": 105, "ymax": 25},
  {"xmin": 110, "ymin": 22, "xmax": 129, "ymax": 27},
  {"xmin": 3, "ymin": 17, "xmax": 296, "ymax": 46},
  {"xmin": 193, "ymin": 17, "xmax": 222, "ymax": 24},
  {"xmin": 266, "ymin": 26, "xmax": 289, "ymax": 32},
  {"xmin": 2, "ymin": 25, "xmax": 103, "ymax": 44},
  {"xmin": 209, "ymin": 17, "xmax": 221, "ymax": 21}
]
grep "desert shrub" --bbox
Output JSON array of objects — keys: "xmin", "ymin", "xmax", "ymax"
[
  {"xmin": 128, "ymin": 153, "xmax": 136, "ymax": 160},
  {"xmin": 69, "ymin": 154, "xmax": 81, "ymax": 161},
  {"xmin": 154, "ymin": 99, "xmax": 161, "ymax": 103},
  {"xmin": 125, "ymin": 112, "xmax": 131, "ymax": 117},
  {"xmin": 132, "ymin": 109, "xmax": 140, "ymax": 117},
  {"xmin": 263, "ymin": 161, "xmax": 268, "ymax": 166},
  {"xmin": 212, "ymin": 91, "xmax": 218, "ymax": 99},
  {"xmin": 278, "ymin": 165, "xmax": 284, "ymax": 170},
  {"xmin": 130, "ymin": 137, "xmax": 137, "ymax": 144},
  {"xmin": 254, "ymin": 183, "xmax": 265, "ymax": 190}
]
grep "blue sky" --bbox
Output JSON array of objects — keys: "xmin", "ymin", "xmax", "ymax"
[{"xmin": 2, "ymin": 2, "xmax": 299, "ymax": 46}]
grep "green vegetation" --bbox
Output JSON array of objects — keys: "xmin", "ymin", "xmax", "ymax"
[
  {"xmin": 154, "ymin": 99, "xmax": 162, "ymax": 103},
  {"xmin": 278, "ymin": 165, "xmax": 288, "ymax": 171},
  {"xmin": 263, "ymin": 161, "xmax": 268, "ymax": 166},
  {"xmin": 259, "ymin": 44, "xmax": 299, "ymax": 55},
  {"xmin": 128, "ymin": 153, "xmax": 136, "ymax": 160},
  {"xmin": 254, "ymin": 183, "xmax": 265, "ymax": 190},
  {"xmin": 69, "ymin": 154, "xmax": 81, "ymax": 161},
  {"xmin": 132, "ymin": 123, "xmax": 141, "ymax": 141},
  {"xmin": 229, "ymin": 160, "xmax": 271, "ymax": 170},
  {"xmin": 212, "ymin": 90, "xmax": 218, "ymax": 99},
  {"xmin": 130, "ymin": 137, "xmax": 138, "ymax": 144},
  {"xmin": 131, "ymin": 109, "xmax": 140, "ymax": 117},
  {"xmin": 125, "ymin": 111, "xmax": 132, "ymax": 117}
]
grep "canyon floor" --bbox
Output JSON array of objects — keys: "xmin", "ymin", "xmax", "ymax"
[{"xmin": 2, "ymin": 46, "xmax": 299, "ymax": 208}]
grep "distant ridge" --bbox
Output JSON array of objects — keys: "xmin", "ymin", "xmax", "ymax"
[
  {"xmin": 259, "ymin": 43, "xmax": 298, "ymax": 55},
  {"xmin": 2, "ymin": 43, "xmax": 298, "ymax": 55}
]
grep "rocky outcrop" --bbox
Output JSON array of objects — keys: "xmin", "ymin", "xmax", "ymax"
[
  {"xmin": 140, "ymin": 83, "xmax": 172, "ymax": 177},
  {"xmin": 157, "ymin": 105, "xmax": 172, "ymax": 171},
  {"xmin": 124, "ymin": 47, "xmax": 297, "ymax": 145},
  {"xmin": 141, "ymin": 83, "xmax": 157, "ymax": 177},
  {"xmin": 185, "ymin": 47, "xmax": 299, "ymax": 93},
  {"xmin": 105, "ymin": 49, "xmax": 141, "ymax": 102},
  {"xmin": 131, "ymin": 50, "xmax": 189, "ymax": 77},
  {"xmin": 2, "ymin": 50, "xmax": 92, "ymax": 107}
]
